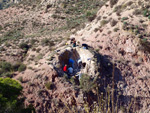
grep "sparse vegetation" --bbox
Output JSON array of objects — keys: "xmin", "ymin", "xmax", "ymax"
[
  {"xmin": 36, "ymin": 53, "xmax": 43, "ymax": 61},
  {"xmin": 41, "ymin": 38, "xmax": 55, "ymax": 46},
  {"xmin": 62, "ymin": 0, "xmax": 108, "ymax": 30},
  {"xmin": 139, "ymin": 38, "xmax": 150, "ymax": 53},
  {"xmin": 110, "ymin": 19, "xmax": 118, "ymax": 27},
  {"xmin": 0, "ymin": 25, "xmax": 2, "ymax": 31},
  {"xmin": 110, "ymin": 0, "xmax": 118, "ymax": 8},
  {"xmin": 143, "ymin": 9, "xmax": 150, "ymax": 17},
  {"xmin": 100, "ymin": 20, "xmax": 108, "ymax": 26},
  {"xmin": 79, "ymin": 74, "xmax": 96, "ymax": 93},
  {"xmin": 121, "ymin": 17, "xmax": 129, "ymax": 21},
  {"xmin": 0, "ymin": 0, "xmax": 149, "ymax": 112},
  {"xmin": 133, "ymin": 9, "xmax": 142, "ymax": 15},
  {"xmin": 17, "ymin": 76, "xmax": 23, "ymax": 82},
  {"xmin": 0, "ymin": 29, "xmax": 24, "ymax": 44},
  {"xmin": 18, "ymin": 63, "xmax": 26, "ymax": 72},
  {"xmin": 113, "ymin": 27, "xmax": 119, "ymax": 32},
  {"xmin": 19, "ymin": 42, "xmax": 29, "ymax": 51},
  {"xmin": 45, "ymin": 82, "xmax": 54, "ymax": 90},
  {"xmin": 0, "ymin": 61, "xmax": 26, "ymax": 77}
]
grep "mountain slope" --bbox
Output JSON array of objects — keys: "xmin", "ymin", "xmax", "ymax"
[
  {"xmin": 0, "ymin": 0, "xmax": 150, "ymax": 112},
  {"xmin": 74, "ymin": 0, "xmax": 150, "ymax": 112}
]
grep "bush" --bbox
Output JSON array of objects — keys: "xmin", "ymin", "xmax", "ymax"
[
  {"xmin": 0, "ymin": 78, "xmax": 22, "ymax": 113},
  {"xmin": 18, "ymin": 64, "xmax": 26, "ymax": 72},
  {"xmin": 0, "ymin": 25, "xmax": 2, "ymax": 31},
  {"xmin": 0, "ymin": 61, "xmax": 12, "ymax": 72},
  {"xmin": 1, "ymin": 29, "xmax": 23, "ymax": 43},
  {"xmin": 100, "ymin": 20, "xmax": 108, "ymax": 26},
  {"xmin": 12, "ymin": 62, "xmax": 26, "ymax": 72},
  {"xmin": 13, "ymin": 62, "xmax": 21, "ymax": 71},
  {"xmin": 36, "ymin": 53, "xmax": 43, "ymax": 61},
  {"xmin": 113, "ymin": 27, "xmax": 119, "ymax": 32},
  {"xmin": 139, "ymin": 39, "xmax": 150, "ymax": 53},
  {"xmin": 41, "ymin": 38, "xmax": 55, "ymax": 46},
  {"xmin": 30, "ymin": 39, "xmax": 38, "ymax": 45},
  {"xmin": 79, "ymin": 74, "xmax": 96, "ymax": 93},
  {"xmin": 45, "ymin": 82, "xmax": 54, "ymax": 90},
  {"xmin": 110, "ymin": 0, "xmax": 118, "ymax": 8},
  {"xmin": 2, "ymin": 72, "xmax": 13, "ymax": 77},
  {"xmin": 121, "ymin": 17, "xmax": 128, "ymax": 21},
  {"xmin": 19, "ymin": 43, "xmax": 29, "ymax": 51},
  {"xmin": 110, "ymin": 19, "xmax": 118, "ymax": 27},
  {"xmin": 143, "ymin": 9, "xmax": 148, "ymax": 17},
  {"xmin": 17, "ymin": 76, "xmax": 23, "ymax": 83}
]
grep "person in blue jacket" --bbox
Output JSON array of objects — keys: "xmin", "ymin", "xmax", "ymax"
[{"xmin": 69, "ymin": 58, "xmax": 74, "ymax": 68}]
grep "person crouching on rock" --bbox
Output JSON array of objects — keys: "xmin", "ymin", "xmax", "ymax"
[
  {"xmin": 68, "ymin": 67, "xmax": 73, "ymax": 74},
  {"xmin": 63, "ymin": 64, "xmax": 67, "ymax": 72}
]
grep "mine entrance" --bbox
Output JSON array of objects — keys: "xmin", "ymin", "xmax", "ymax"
[{"xmin": 58, "ymin": 49, "xmax": 80, "ymax": 69}]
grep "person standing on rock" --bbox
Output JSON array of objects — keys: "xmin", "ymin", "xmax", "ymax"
[
  {"xmin": 70, "ymin": 38, "xmax": 75, "ymax": 44},
  {"xmin": 73, "ymin": 40, "xmax": 76, "ymax": 47}
]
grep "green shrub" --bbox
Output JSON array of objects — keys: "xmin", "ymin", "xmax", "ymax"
[
  {"xmin": 12, "ymin": 62, "xmax": 26, "ymax": 72},
  {"xmin": 19, "ymin": 43, "xmax": 29, "ymax": 51},
  {"xmin": 121, "ymin": 17, "xmax": 128, "ymax": 21},
  {"xmin": 86, "ymin": 10, "xmax": 97, "ymax": 22},
  {"xmin": 41, "ymin": 38, "xmax": 55, "ymax": 46},
  {"xmin": 135, "ymin": 29, "xmax": 140, "ymax": 35},
  {"xmin": 86, "ymin": 11, "xmax": 92, "ymax": 17},
  {"xmin": 0, "ymin": 25, "xmax": 2, "ymax": 31},
  {"xmin": 79, "ymin": 74, "xmax": 96, "ymax": 93},
  {"xmin": 143, "ymin": 9, "xmax": 148, "ymax": 17},
  {"xmin": 30, "ymin": 39, "xmax": 38, "ymax": 45},
  {"xmin": 13, "ymin": 62, "xmax": 21, "ymax": 71},
  {"xmin": 0, "ymin": 77, "xmax": 22, "ymax": 97},
  {"xmin": 2, "ymin": 72, "xmax": 13, "ymax": 77},
  {"xmin": 36, "ymin": 53, "xmax": 43, "ymax": 61},
  {"xmin": 0, "ymin": 61, "xmax": 12, "ymax": 72},
  {"xmin": 69, "ymin": 76, "xmax": 76, "ymax": 85},
  {"xmin": 110, "ymin": 0, "xmax": 118, "ymax": 8},
  {"xmin": 0, "ymin": 77, "xmax": 22, "ymax": 113},
  {"xmin": 139, "ymin": 39, "xmax": 150, "ymax": 53},
  {"xmin": 110, "ymin": 19, "xmax": 118, "ymax": 27},
  {"xmin": 113, "ymin": 27, "xmax": 119, "ymax": 32},
  {"xmin": 100, "ymin": 20, "xmax": 108, "ymax": 26},
  {"xmin": 63, "ymin": 73, "xmax": 68, "ymax": 81},
  {"xmin": 18, "ymin": 64, "xmax": 26, "ymax": 72},
  {"xmin": 45, "ymin": 82, "xmax": 54, "ymax": 90},
  {"xmin": 1, "ymin": 29, "xmax": 23, "ymax": 43}
]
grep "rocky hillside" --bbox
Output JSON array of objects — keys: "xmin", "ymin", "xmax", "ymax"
[
  {"xmin": 0, "ymin": 0, "xmax": 150, "ymax": 113},
  {"xmin": 75, "ymin": 0, "xmax": 150, "ymax": 112},
  {"xmin": 0, "ymin": 0, "xmax": 21, "ymax": 9}
]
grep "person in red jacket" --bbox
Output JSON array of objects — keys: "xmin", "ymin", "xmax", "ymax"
[{"xmin": 63, "ymin": 64, "xmax": 67, "ymax": 72}]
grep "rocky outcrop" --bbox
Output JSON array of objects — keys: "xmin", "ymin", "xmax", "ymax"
[{"xmin": 48, "ymin": 46, "xmax": 100, "ymax": 78}]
